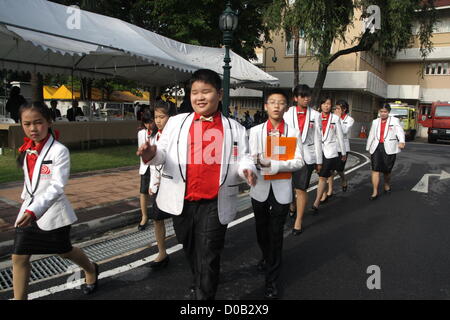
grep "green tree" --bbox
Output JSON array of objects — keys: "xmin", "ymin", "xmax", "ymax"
[{"xmin": 265, "ymin": 0, "xmax": 437, "ymax": 107}]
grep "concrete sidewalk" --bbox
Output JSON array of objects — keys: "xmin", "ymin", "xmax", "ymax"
[
  {"xmin": 0, "ymin": 166, "xmax": 143, "ymax": 258},
  {"xmin": 0, "ymin": 153, "xmax": 363, "ymax": 258}
]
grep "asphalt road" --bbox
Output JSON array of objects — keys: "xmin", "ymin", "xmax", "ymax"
[{"xmin": 1, "ymin": 139, "xmax": 450, "ymax": 302}]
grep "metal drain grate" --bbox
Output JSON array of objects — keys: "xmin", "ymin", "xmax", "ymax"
[
  {"xmin": 0, "ymin": 220, "xmax": 175, "ymax": 291},
  {"xmin": 0, "ymin": 194, "xmax": 252, "ymax": 292}
]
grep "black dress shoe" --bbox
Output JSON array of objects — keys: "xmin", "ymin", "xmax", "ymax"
[
  {"xmin": 138, "ymin": 222, "xmax": 148, "ymax": 231},
  {"xmin": 292, "ymin": 228, "xmax": 303, "ymax": 236},
  {"xmin": 83, "ymin": 263, "xmax": 99, "ymax": 295},
  {"xmin": 150, "ymin": 255, "xmax": 170, "ymax": 270},
  {"xmin": 264, "ymin": 283, "xmax": 279, "ymax": 300},
  {"xmin": 311, "ymin": 205, "xmax": 319, "ymax": 214},
  {"xmin": 384, "ymin": 188, "xmax": 392, "ymax": 194},
  {"xmin": 369, "ymin": 195, "xmax": 378, "ymax": 201},
  {"xmin": 256, "ymin": 259, "xmax": 266, "ymax": 273}
]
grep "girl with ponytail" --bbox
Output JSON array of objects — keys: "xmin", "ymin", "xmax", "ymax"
[{"xmin": 12, "ymin": 101, "xmax": 100, "ymax": 299}]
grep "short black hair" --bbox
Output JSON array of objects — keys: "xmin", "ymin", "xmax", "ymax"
[
  {"xmin": 141, "ymin": 109, "xmax": 153, "ymax": 124},
  {"xmin": 379, "ymin": 103, "xmax": 391, "ymax": 112},
  {"xmin": 293, "ymin": 84, "xmax": 312, "ymax": 98},
  {"xmin": 154, "ymin": 99, "xmax": 177, "ymax": 117},
  {"xmin": 319, "ymin": 96, "xmax": 333, "ymax": 112},
  {"xmin": 265, "ymin": 89, "xmax": 288, "ymax": 104},
  {"xmin": 189, "ymin": 69, "xmax": 222, "ymax": 92},
  {"xmin": 336, "ymin": 99, "xmax": 349, "ymax": 113}
]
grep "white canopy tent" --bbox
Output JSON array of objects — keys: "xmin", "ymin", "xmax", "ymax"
[{"xmin": 0, "ymin": 0, "xmax": 278, "ymax": 87}]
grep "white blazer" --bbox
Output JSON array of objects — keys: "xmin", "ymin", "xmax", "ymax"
[
  {"xmin": 283, "ymin": 106, "xmax": 322, "ymax": 165},
  {"xmin": 148, "ymin": 113, "xmax": 255, "ymax": 225},
  {"xmin": 248, "ymin": 122, "xmax": 304, "ymax": 204},
  {"xmin": 15, "ymin": 135, "xmax": 77, "ymax": 231},
  {"xmin": 319, "ymin": 113, "xmax": 346, "ymax": 159},
  {"xmin": 339, "ymin": 114, "xmax": 354, "ymax": 153},
  {"xmin": 138, "ymin": 129, "xmax": 152, "ymax": 175},
  {"xmin": 149, "ymin": 133, "xmax": 162, "ymax": 194},
  {"xmin": 366, "ymin": 116, "xmax": 405, "ymax": 155}
]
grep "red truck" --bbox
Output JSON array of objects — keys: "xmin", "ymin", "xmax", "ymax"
[{"xmin": 420, "ymin": 102, "xmax": 450, "ymax": 143}]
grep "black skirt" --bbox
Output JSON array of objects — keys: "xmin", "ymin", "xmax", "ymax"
[
  {"xmin": 140, "ymin": 167, "xmax": 151, "ymax": 194},
  {"xmin": 335, "ymin": 152, "xmax": 347, "ymax": 172},
  {"xmin": 371, "ymin": 143, "xmax": 396, "ymax": 173},
  {"xmin": 292, "ymin": 164, "xmax": 315, "ymax": 191},
  {"xmin": 13, "ymin": 222, "xmax": 73, "ymax": 255},
  {"xmin": 319, "ymin": 155, "xmax": 338, "ymax": 178},
  {"xmin": 148, "ymin": 194, "xmax": 173, "ymax": 221}
]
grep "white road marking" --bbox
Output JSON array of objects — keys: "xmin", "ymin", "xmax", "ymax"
[
  {"xmin": 25, "ymin": 151, "xmax": 370, "ymax": 300},
  {"xmin": 411, "ymin": 170, "xmax": 450, "ymax": 193}
]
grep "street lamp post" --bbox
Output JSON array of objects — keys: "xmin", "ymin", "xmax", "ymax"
[
  {"xmin": 262, "ymin": 47, "xmax": 277, "ymax": 113},
  {"xmin": 263, "ymin": 46, "xmax": 278, "ymax": 70},
  {"xmin": 219, "ymin": 1, "xmax": 238, "ymax": 117}
]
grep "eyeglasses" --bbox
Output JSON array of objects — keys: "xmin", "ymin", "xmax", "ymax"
[{"xmin": 267, "ymin": 100, "xmax": 287, "ymax": 107}]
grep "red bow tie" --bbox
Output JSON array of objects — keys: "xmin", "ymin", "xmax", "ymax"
[{"xmin": 18, "ymin": 137, "xmax": 34, "ymax": 153}]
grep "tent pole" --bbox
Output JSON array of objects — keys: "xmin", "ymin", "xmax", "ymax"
[{"xmin": 71, "ymin": 69, "xmax": 74, "ymax": 106}]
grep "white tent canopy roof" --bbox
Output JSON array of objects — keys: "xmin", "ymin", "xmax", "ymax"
[{"xmin": 0, "ymin": 0, "xmax": 278, "ymax": 87}]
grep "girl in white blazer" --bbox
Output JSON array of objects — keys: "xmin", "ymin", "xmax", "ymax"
[
  {"xmin": 312, "ymin": 97, "xmax": 346, "ymax": 213},
  {"xmin": 12, "ymin": 102, "xmax": 98, "ymax": 300},
  {"xmin": 138, "ymin": 69, "xmax": 256, "ymax": 300},
  {"xmin": 283, "ymin": 84, "xmax": 322, "ymax": 235},
  {"xmin": 325, "ymin": 100, "xmax": 354, "ymax": 198},
  {"xmin": 248, "ymin": 90, "xmax": 304, "ymax": 299},
  {"xmin": 146, "ymin": 100, "xmax": 177, "ymax": 270},
  {"xmin": 366, "ymin": 103, "xmax": 405, "ymax": 200},
  {"xmin": 137, "ymin": 110, "xmax": 155, "ymax": 231}
]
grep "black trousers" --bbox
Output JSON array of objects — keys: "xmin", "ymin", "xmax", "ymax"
[
  {"xmin": 251, "ymin": 188, "xmax": 289, "ymax": 286},
  {"xmin": 173, "ymin": 199, "xmax": 227, "ymax": 300}
]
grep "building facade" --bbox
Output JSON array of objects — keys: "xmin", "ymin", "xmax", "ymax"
[{"xmin": 257, "ymin": 2, "xmax": 450, "ymax": 137}]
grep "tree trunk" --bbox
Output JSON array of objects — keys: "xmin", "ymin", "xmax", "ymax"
[
  {"xmin": 293, "ymin": 30, "xmax": 300, "ymax": 88},
  {"xmin": 31, "ymin": 72, "xmax": 44, "ymax": 103},
  {"xmin": 312, "ymin": 62, "xmax": 329, "ymax": 109}
]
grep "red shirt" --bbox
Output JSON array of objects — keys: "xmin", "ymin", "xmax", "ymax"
[
  {"xmin": 26, "ymin": 134, "xmax": 50, "ymax": 182},
  {"xmin": 19, "ymin": 134, "xmax": 51, "ymax": 220},
  {"xmin": 341, "ymin": 114, "xmax": 346, "ymax": 120},
  {"xmin": 185, "ymin": 112, "xmax": 224, "ymax": 201},
  {"xmin": 267, "ymin": 119, "xmax": 285, "ymax": 136},
  {"xmin": 156, "ymin": 130, "xmax": 162, "ymax": 141},
  {"xmin": 321, "ymin": 113, "xmax": 330, "ymax": 135},
  {"xmin": 296, "ymin": 107, "xmax": 307, "ymax": 134},
  {"xmin": 380, "ymin": 119, "xmax": 387, "ymax": 143}
]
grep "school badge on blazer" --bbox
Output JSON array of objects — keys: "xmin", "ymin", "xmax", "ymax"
[{"xmin": 41, "ymin": 165, "xmax": 51, "ymax": 175}]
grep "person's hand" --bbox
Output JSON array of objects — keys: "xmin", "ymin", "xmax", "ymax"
[
  {"xmin": 399, "ymin": 142, "xmax": 405, "ymax": 149},
  {"xmin": 341, "ymin": 155, "xmax": 347, "ymax": 162},
  {"xmin": 257, "ymin": 154, "xmax": 271, "ymax": 168},
  {"xmin": 316, "ymin": 164, "xmax": 322, "ymax": 172},
  {"xmin": 243, "ymin": 169, "xmax": 257, "ymax": 187},
  {"xmin": 16, "ymin": 212, "xmax": 35, "ymax": 228},
  {"xmin": 137, "ymin": 141, "xmax": 157, "ymax": 162}
]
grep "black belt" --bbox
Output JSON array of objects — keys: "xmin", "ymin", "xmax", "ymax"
[{"xmin": 184, "ymin": 197, "xmax": 218, "ymax": 205}]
